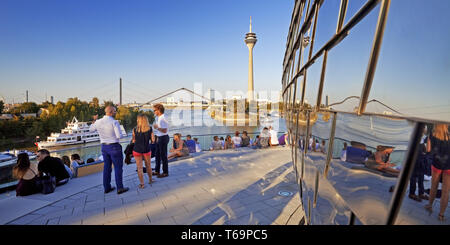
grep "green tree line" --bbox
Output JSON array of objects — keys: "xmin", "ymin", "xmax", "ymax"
[{"xmin": 0, "ymin": 97, "xmax": 154, "ymax": 145}]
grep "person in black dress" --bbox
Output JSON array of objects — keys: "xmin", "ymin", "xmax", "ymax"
[
  {"xmin": 425, "ymin": 124, "xmax": 450, "ymax": 221},
  {"xmin": 133, "ymin": 114, "xmax": 155, "ymax": 189}
]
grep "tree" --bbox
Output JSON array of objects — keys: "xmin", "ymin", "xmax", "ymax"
[{"xmin": 0, "ymin": 100, "xmax": 4, "ymax": 113}]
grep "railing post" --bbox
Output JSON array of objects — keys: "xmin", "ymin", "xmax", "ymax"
[
  {"xmin": 323, "ymin": 112, "xmax": 337, "ymax": 178},
  {"xmin": 386, "ymin": 122, "xmax": 425, "ymax": 225},
  {"xmin": 357, "ymin": 0, "xmax": 390, "ymax": 115}
]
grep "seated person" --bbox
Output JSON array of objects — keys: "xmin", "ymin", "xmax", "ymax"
[
  {"xmin": 278, "ymin": 133, "xmax": 288, "ymax": 146},
  {"xmin": 210, "ymin": 136, "xmax": 223, "ymax": 151},
  {"xmin": 219, "ymin": 137, "xmax": 225, "ymax": 148},
  {"xmin": 365, "ymin": 145, "xmax": 400, "ymax": 176},
  {"xmin": 193, "ymin": 138, "xmax": 202, "ymax": 152},
  {"xmin": 231, "ymin": 131, "xmax": 242, "ymax": 147},
  {"xmin": 259, "ymin": 128, "xmax": 271, "ymax": 148},
  {"xmin": 86, "ymin": 158, "xmax": 95, "ymax": 164},
  {"xmin": 37, "ymin": 149, "xmax": 70, "ymax": 186},
  {"xmin": 70, "ymin": 153, "xmax": 84, "ymax": 169},
  {"xmin": 240, "ymin": 131, "xmax": 251, "ymax": 147},
  {"xmin": 168, "ymin": 133, "xmax": 190, "ymax": 160},
  {"xmin": 345, "ymin": 145, "xmax": 372, "ymax": 164},
  {"xmin": 13, "ymin": 153, "xmax": 40, "ymax": 196},
  {"xmin": 251, "ymin": 135, "xmax": 260, "ymax": 148},
  {"xmin": 340, "ymin": 142, "xmax": 348, "ymax": 161},
  {"xmin": 314, "ymin": 140, "xmax": 321, "ymax": 152},
  {"xmin": 60, "ymin": 155, "xmax": 74, "ymax": 179},
  {"xmin": 224, "ymin": 135, "xmax": 235, "ymax": 149},
  {"xmin": 185, "ymin": 135, "xmax": 197, "ymax": 153},
  {"xmin": 269, "ymin": 126, "xmax": 279, "ymax": 146},
  {"xmin": 319, "ymin": 140, "xmax": 326, "ymax": 154}
]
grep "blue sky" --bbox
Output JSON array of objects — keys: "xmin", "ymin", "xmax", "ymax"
[{"xmin": 0, "ymin": 0, "xmax": 449, "ymax": 121}]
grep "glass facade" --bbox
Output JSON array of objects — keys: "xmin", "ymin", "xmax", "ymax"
[{"xmin": 282, "ymin": 0, "xmax": 450, "ymax": 225}]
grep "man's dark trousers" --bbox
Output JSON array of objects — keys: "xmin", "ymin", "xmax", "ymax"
[{"xmin": 155, "ymin": 135, "xmax": 169, "ymax": 174}]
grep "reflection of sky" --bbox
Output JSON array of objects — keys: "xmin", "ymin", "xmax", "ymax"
[
  {"xmin": 1, "ymin": 0, "xmax": 449, "ymax": 121},
  {"xmin": 309, "ymin": 0, "xmax": 450, "ymax": 121}
]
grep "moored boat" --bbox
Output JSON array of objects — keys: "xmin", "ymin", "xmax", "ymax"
[{"xmin": 36, "ymin": 117, "xmax": 127, "ymax": 149}]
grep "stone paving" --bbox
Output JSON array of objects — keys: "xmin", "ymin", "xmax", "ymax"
[{"xmin": 6, "ymin": 147, "xmax": 304, "ymax": 225}]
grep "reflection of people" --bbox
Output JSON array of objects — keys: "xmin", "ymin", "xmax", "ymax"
[
  {"xmin": 340, "ymin": 142, "xmax": 348, "ymax": 161},
  {"xmin": 365, "ymin": 145, "xmax": 400, "ymax": 176},
  {"xmin": 168, "ymin": 133, "xmax": 190, "ymax": 160},
  {"xmin": 319, "ymin": 140, "xmax": 326, "ymax": 154},
  {"xmin": 425, "ymin": 124, "xmax": 450, "ymax": 221},
  {"xmin": 409, "ymin": 131, "xmax": 429, "ymax": 202}
]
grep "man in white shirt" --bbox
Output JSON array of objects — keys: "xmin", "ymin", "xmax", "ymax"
[
  {"xmin": 90, "ymin": 105, "xmax": 129, "ymax": 194},
  {"xmin": 152, "ymin": 104, "xmax": 170, "ymax": 178}
]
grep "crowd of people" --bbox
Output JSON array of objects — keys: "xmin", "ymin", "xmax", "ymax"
[
  {"xmin": 209, "ymin": 127, "xmax": 289, "ymax": 151},
  {"xmin": 336, "ymin": 124, "xmax": 450, "ymax": 222},
  {"xmin": 11, "ymin": 103, "xmax": 449, "ymax": 222}
]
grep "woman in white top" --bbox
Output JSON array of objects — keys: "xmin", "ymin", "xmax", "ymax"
[
  {"xmin": 269, "ymin": 126, "xmax": 279, "ymax": 146},
  {"xmin": 231, "ymin": 131, "xmax": 242, "ymax": 147}
]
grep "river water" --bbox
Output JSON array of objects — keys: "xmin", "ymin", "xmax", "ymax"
[{"xmin": 47, "ymin": 109, "xmax": 287, "ymax": 161}]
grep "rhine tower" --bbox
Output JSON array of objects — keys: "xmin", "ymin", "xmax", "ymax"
[{"xmin": 244, "ymin": 17, "xmax": 257, "ymax": 101}]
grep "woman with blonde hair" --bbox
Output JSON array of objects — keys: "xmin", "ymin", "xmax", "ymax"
[
  {"xmin": 133, "ymin": 114, "xmax": 155, "ymax": 189},
  {"xmin": 425, "ymin": 123, "xmax": 450, "ymax": 221}
]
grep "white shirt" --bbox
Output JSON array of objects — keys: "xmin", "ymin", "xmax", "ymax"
[
  {"xmin": 231, "ymin": 136, "xmax": 242, "ymax": 146},
  {"xmin": 89, "ymin": 116, "xmax": 125, "ymax": 144},
  {"xmin": 153, "ymin": 114, "xmax": 169, "ymax": 137},
  {"xmin": 269, "ymin": 129, "xmax": 279, "ymax": 145}
]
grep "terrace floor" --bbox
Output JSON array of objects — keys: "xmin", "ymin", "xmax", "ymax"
[{"xmin": 1, "ymin": 147, "xmax": 304, "ymax": 225}]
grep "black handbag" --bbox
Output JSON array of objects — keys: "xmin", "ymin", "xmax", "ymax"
[{"xmin": 36, "ymin": 173, "xmax": 56, "ymax": 194}]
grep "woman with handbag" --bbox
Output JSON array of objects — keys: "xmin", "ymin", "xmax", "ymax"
[
  {"xmin": 133, "ymin": 114, "xmax": 155, "ymax": 189},
  {"xmin": 13, "ymin": 153, "xmax": 39, "ymax": 196}
]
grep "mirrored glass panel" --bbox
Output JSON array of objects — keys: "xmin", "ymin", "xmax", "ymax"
[
  {"xmin": 396, "ymin": 123, "xmax": 450, "ymax": 225},
  {"xmin": 302, "ymin": 111, "xmax": 353, "ymax": 224},
  {"xmin": 325, "ymin": 113, "xmax": 414, "ymax": 224}
]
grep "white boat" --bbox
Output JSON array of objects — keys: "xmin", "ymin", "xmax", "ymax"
[
  {"xmin": 36, "ymin": 117, "xmax": 127, "ymax": 149},
  {"xmin": 0, "ymin": 150, "xmax": 37, "ymax": 168}
]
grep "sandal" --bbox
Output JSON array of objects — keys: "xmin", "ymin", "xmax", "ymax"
[
  {"xmin": 438, "ymin": 214, "xmax": 445, "ymax": 222},
  {"xmin": 149, "ymin": 179, "xmax": 154, "ymax": 186},
  {"xmin": 424, "ymin": 204, "xmax": 433, "ymax": 214},
  {"xmin": 138, "ymin": 183, "xmax": 145, "ymax": 189}
]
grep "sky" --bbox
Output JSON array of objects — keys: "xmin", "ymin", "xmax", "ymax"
[{"xmin": 0, "ymin": 0, "xmax": 449, "ymax": 122}]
